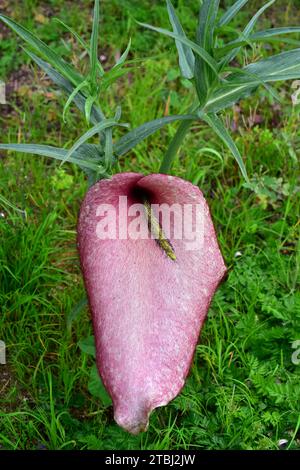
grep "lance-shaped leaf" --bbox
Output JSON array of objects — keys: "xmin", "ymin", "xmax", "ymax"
[
  {"xmin": 63, "ymin": 79, "xmax": 89, "ymax": 122},
  {"xmin": 205, "ymin": 81, "xmax": 257, "ymax": 113},
  {"xmin": 243, "ymin": 47, "xmax": 300, "ymax": 81},
  {"xmin": 250, "ymin": 27, "xmax": 300, "ymax": 41},
  {"xmin": 53, "ymin": 17, "xmax": 104, "ymax": 76},
  {"xmin": 220, "ymin": 0, "xmax": 275, "ymax": 68},
  {"xmin": 199, "ymin": 113, "xmax": 249, "ymax": 182},
  {"xmin": 225, "ymin": 66, "xmax": 281, "ymax": 102},
  {"xmin": 114, "ymin": 114, "xmax": 198, "ymax": 157},
  {"xmin": 24, "ymin": 50, "xmax": 105, "ymax": 124},
  {"xmin": 138, "ymin": 21, "xmax": 218, "ymax": 76},
  {"xmin": 166, "ymin": 0, "xmax": 195, "ymax": 79},
  {"xmin": 78, "ymin": 172, "xmax": 227, "ymax": 433},
  {"xmin": 63, "ymin": 119, "xmax": 128, "ymax": 164},
  {"xmin": 216, "ymin": 27, "xmax": 300, "ymax": 57},
  {"xmin": 90, "ymin": 0, "xmax": 100, "ymax": 88},
  {"xmin": 205, "ymin": 48, "xmax": 300, "ymax": 112},
  {"xmin": 113, "ymin": 38, "xmax": 132, "ymax": 68},
  {"xmin": 195, "ymin": 0, "xmax": 220, "ymax": 105},
  {"xmin": 0, "ymin": 143, "xmax": 103, "ymax": 174},
  {"xmin": 0, "ymin": 14, "xmax": 82, "ymax": 86},
  {"xmin": 218, "ymin": 0, "xmax": 249, "ymax": 28}
]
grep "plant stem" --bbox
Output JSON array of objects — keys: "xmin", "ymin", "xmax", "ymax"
[
  {"xmin": 159, "ymin": 103, "xmax": 199, "ymax": 174},
  {"xmin": 159, "ymin": 119, "xmax": 193, "ymax": 174}
]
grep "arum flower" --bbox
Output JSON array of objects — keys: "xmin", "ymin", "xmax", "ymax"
[{"xmin": 78, "ymin": 173, "xmax": 226, "ymax": 433}]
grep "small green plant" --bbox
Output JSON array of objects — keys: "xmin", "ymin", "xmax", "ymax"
[
  {"xmin": 0, "ymin": 1, "xmax": 196, "ymax": 185},
  {"xmin": 1, "ymin": 1, "xmax": 300, "ymax": 181},
  {"xmin": 139, "ymin": 0, "xmax": 300, "ymax": 178}
]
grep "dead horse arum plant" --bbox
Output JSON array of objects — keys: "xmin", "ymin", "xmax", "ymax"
[{"xmin": 1, "ymin": 0, "xmax": 300, "ymax": 433}]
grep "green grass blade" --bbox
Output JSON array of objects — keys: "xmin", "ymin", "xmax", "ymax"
[
  {"xmin": 0, "ymin": 14, "xmax": 82, "ymax": 86},
  {"xmin": 200, "ymin": 112, "xmax": 249, "ymax": 182},
  {"xmin": 90, "ymin": 0, "xmax": 100, "ymax": 88},
  {"xmin": 0, "ymin": 194, "xmax": 26, "ymax": 216},
  {"xmin": 67, "ymin": 297, "xmax": 88, "ymax": 332},
  {"xmin": 138, "ymin": 21, "xmax": 218, "ymax": 76},
  {"xmin": 63, "ymin": 120, "xmax": 128, "ymax": 164},
  {"xmin": 166, "ymin": 0, "xmax": 195, "ymax": 79},
  {"xmin": 24, "ymin": 50, "xmax": 105, "ymax": 124},
  {"xmin": 195, "ymin": 0, "xmax": 220, "ymax": 104},
  {"xmin": 113, "ymin": 38, "xmax": 132, "ymax": 68},
  {"xmin": 114, "ymin": 114, "xmax": 198, "ymax": 157},
  {"xmin": 0, "ymin": 144, "xmax": 101, "ymax": 171},
  {"xmin": 78, "ymin": 336, "xmax": 96, "ymax": 357},
  {"xmin": 218, "ymin": 0, "xmax": 249, "ymax": 27}
]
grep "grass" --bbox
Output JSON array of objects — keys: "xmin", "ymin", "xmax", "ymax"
[{"xmin": 0, "ymin": 0, "xmax": 300, "ymax": 450}]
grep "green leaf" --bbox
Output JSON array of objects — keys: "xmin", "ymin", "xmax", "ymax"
[
  {"xmin": 114, "ymin": 105, "xmax": 122, "ymax": 121},
  {"xmin": 78, "ymin": 335, "xmax": 96, "ymax": 357},
  {"xmin": 200, "ymin": 112, "xmax": 249, "ymax": 182},
  {"xmin": 73, "ymin": 143, "xmax": 107, "ymax": 185},
  {"xmin": 54, "ymin": 17, "xmax": 105, "ymax": 76},
  {"xmin": 0, "ymin": 143, "xmax": 102, "ymax": 172},
  {"xmin": 113, "ymin": 38, "xmax": 132, "ymax": 68},
  {"xmin": 53, "ymin": 18, "xmax": 87, "ymax": 51},
  {"xmin": 0, "ymin": 14, "xmax": 82, "ymax": 86},
  {"xmin": 104, "ymin": 127, "xmax": 113, "ymax": 170},
  {"xmin": 114, "ymin": 114, "xmax": 198, "ymax": 157},
  {"xmin": 0, "ymin": 194, "xmax": 26, "ymax": 216},
  {"xmin": 221, "ymin": 0, "xmax": 275, "ymax": 67},
  {"xmin": 24, "ymin": 50, "xmax": 105, "ymax": 124},
  {"xmin": 166, "ymin": 0, "xmax": 195, "ymax": 79},
  {"xmin": 101, "ymin": 66, "xmax": 131, "ymax": 90},
  {"xmin": 138, "ymin": 21, "xmax": 218, "ymax": 76},
  {"xmin": 244, "ymin": 47, "xmax": 300, "ymax": 81},
  {"xmin": 67, "ymin": 297, "xmax": 88, "ymax": 332},
  {"xmin": 205, "ymin": 81, "xmax": 257, "ymax": 113},
  {"xmin": 206, "ymin": 48, "xmax": 300, "ymax": 112},
  {"xmin": 218, "ymin": 0, "xmax": 249, "ymax": 27},
  {"xmin": 223, "ymin": 66, "xmax": 281, "ymax": 102},
  {"xmin": 63, "ymin": 119, "xmax": 128, "ymax": 164},
  {"xmin": 88, "ymin": 364, "xmax": 112, "ymax": 407},
  {"xmin": 195, "ymin": 0, "xmax": 220, "ymax": 104},
  {"xmin": 63, "ymin": 79, "xmax": 89, "ymax": 122},
  {"xmin": 251, "ymin": 27, "xmax": 300, "ymax": 41},
  {"xmin": 244, "ymin": 0, "xmax": 275, "ymax": 36},
  {"xmin": 90, "ymin": 0, "xmax": 100, "ymax": 88},
  {"xmin": 85, "ymin": 95, "xmax": 97, "ymax": 124},
  {"xmin": 217, "ymin": 27, "xmax": 300, "ymax": 56}
]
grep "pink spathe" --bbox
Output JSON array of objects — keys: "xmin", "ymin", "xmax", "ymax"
[{"xmin": 77, "ymin": 173, "xmax": 227, "ymax": 434}]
